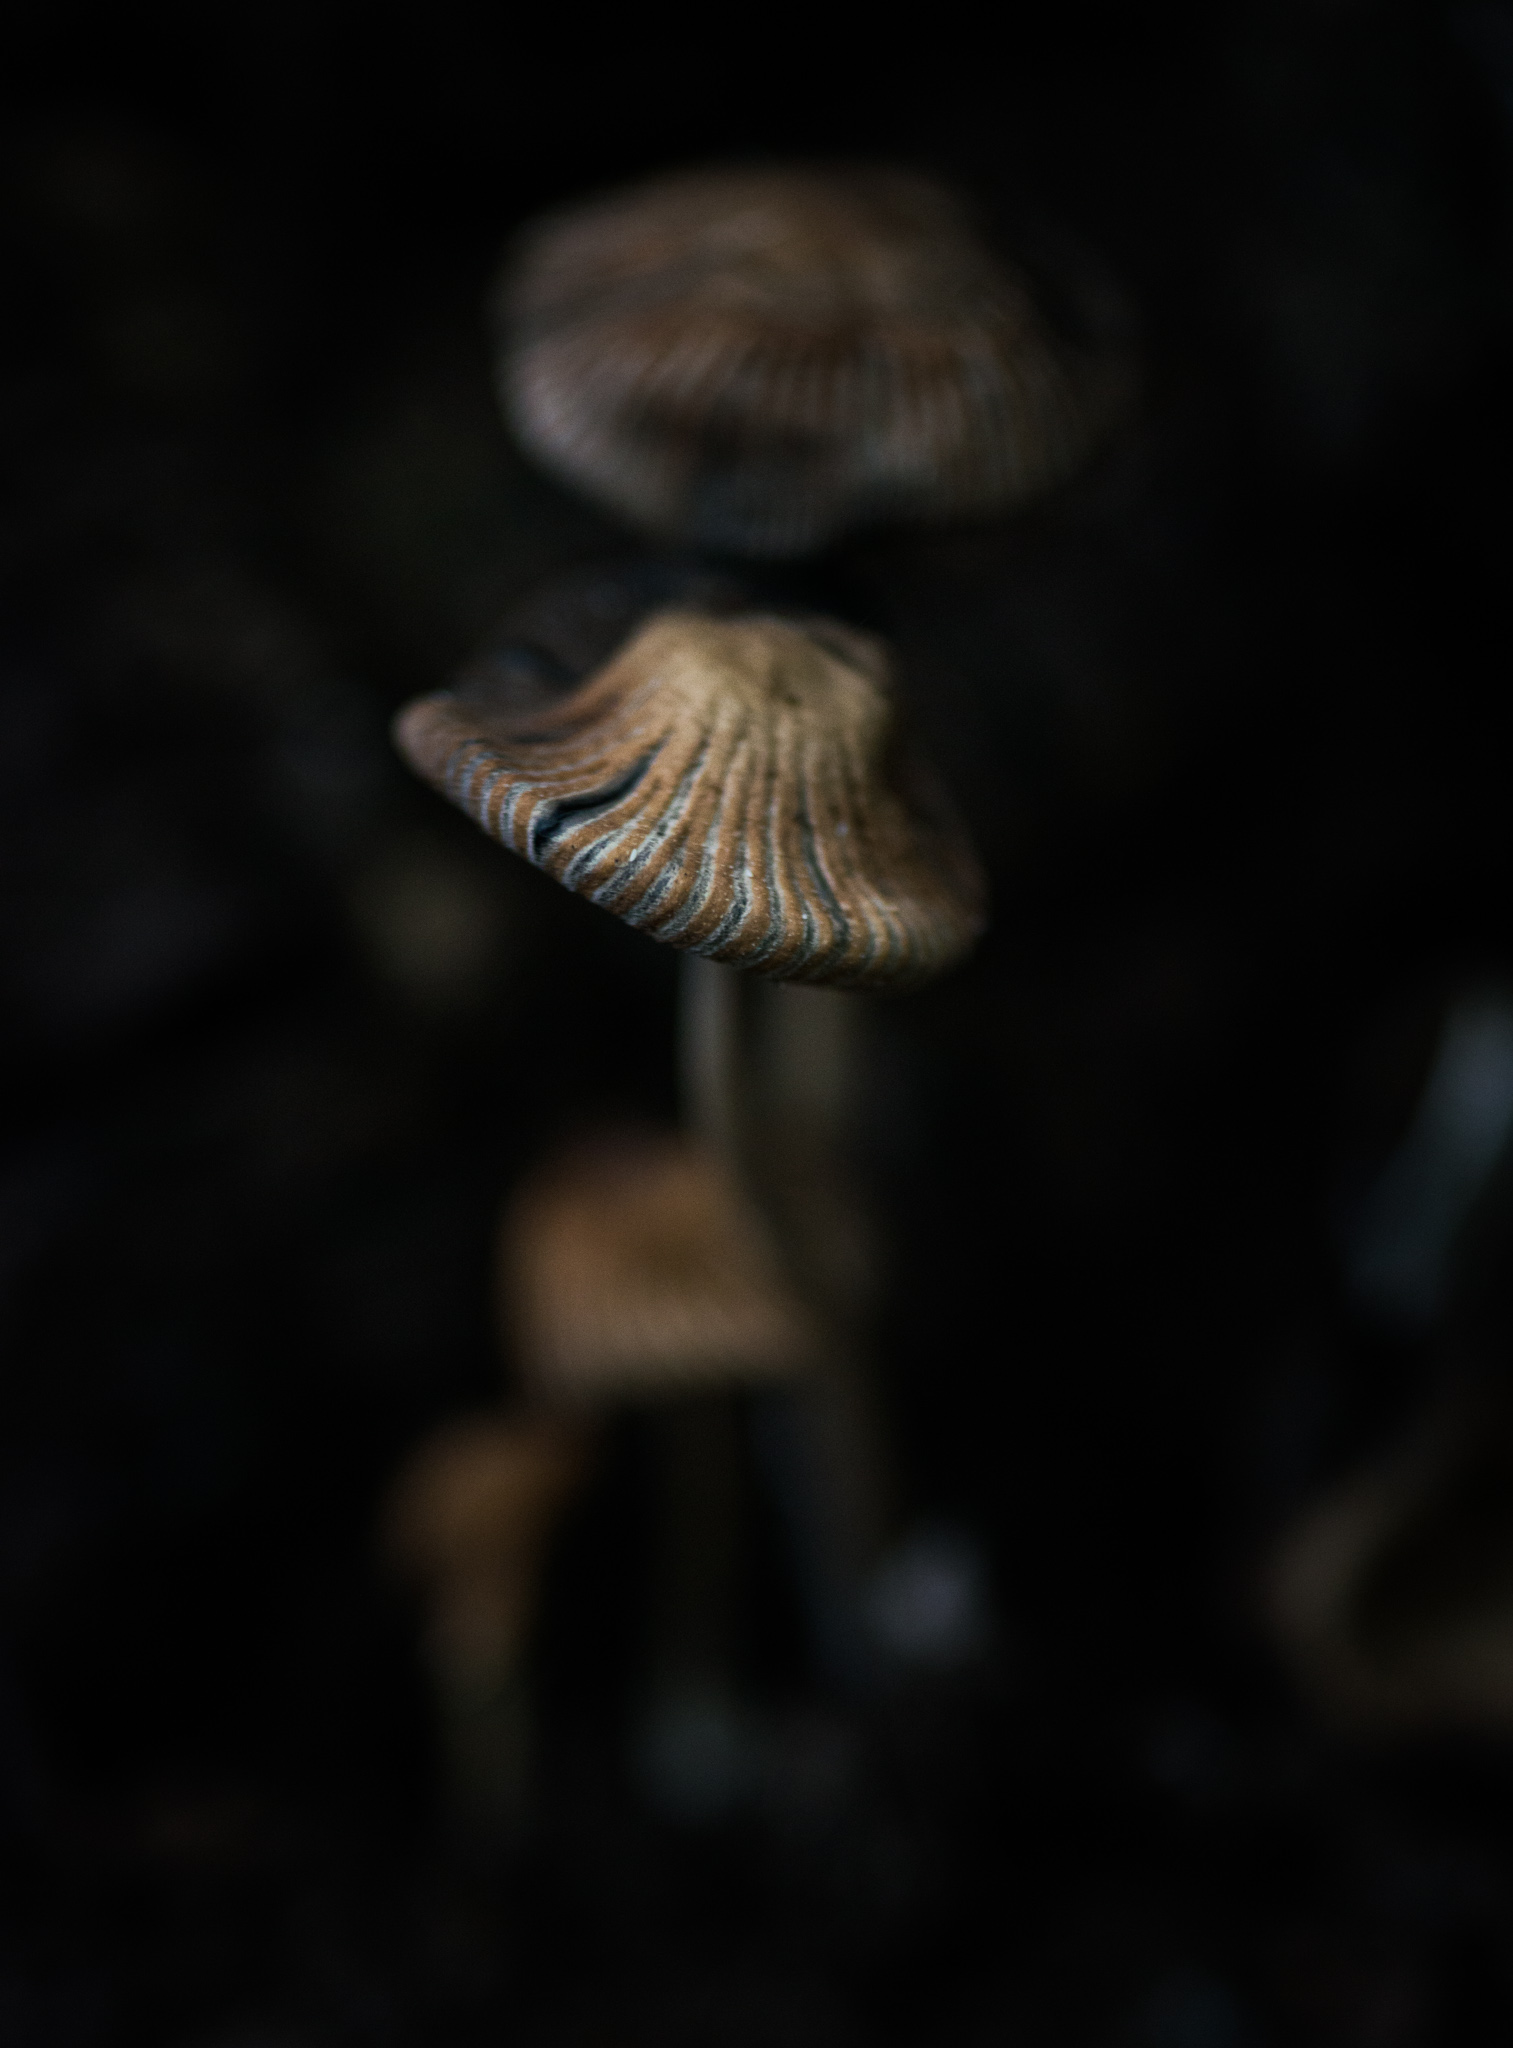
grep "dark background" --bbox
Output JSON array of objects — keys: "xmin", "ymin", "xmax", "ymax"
[{"xmin": 5, "ymin": 2, "xmax": 1513, "ymax": 2041}]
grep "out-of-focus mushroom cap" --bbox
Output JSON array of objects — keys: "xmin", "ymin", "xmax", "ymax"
[
  {"xmin": 394, "ymin": 608, "xmax": 986, "ymax": 991},
  {"xmin": 384, "ymin": 1414, "xmax": 588, "ymax": 1585},
  {"xmin": 1267, "ymin": 1407, "xmax": 1513, "ymax": 1734},
  {"xmin": 502, "ymin": 1128, "xmax": 819, "ymax": 1406},
  {"xmin": 383, "ymin": 1414, "xmax": 589, "ymax": 1683},
  {"xmin": 498, "ymin": 164, "xmax": 1129, "ymax": 555}
]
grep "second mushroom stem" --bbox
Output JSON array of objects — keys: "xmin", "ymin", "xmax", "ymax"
[
  {"xmin": 635, "ymin": 954, "xmax": 748, "ymax": 1762},
  {"xmin": 677, "ymin": 951, "xmax": 901, "ymax": 1695}
]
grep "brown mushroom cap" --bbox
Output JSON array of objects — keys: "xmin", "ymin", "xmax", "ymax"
[
  {"xmin": 1266, "ymin": 1406, "xmax": 1513, "ymax": 1734},
  {"xmin": 394, "ymin": 607, "xmax": 986, "ymax": 990},
  {"xmin": 498, "ymin": 163, "xmax": 1127, "ymax": 555},
  {"xmin": 383, "ymin": 1413, "xmax": 589, "ymax": 1681},
  {"xmin": 502, "ymin": 1127, "xmax": 819, "ymax": 1406}
]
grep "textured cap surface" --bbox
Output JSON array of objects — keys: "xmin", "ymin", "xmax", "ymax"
[
  {"xmin": 502, "ymin": 1128, "xmax": 818, "ymax": 1405},
  {"xmin": 394, "ymin": 607, "xmax": 986, "ymax": 990},
  {"xmin": 499, "ymin": 164, "xmax": 1126, "ymax": 555}
]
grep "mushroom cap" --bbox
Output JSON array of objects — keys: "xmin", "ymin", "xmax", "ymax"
[
  {"xmin": 382, "ymin": 1413, "xmax": 589, "ymax": 1684},
  {"xmin": 1267, "ymin": 1403, "xmax": 1513, "ymax": 1734},
  {"xmin": 394, "ymin": 607, "xmax": 986, "ymax": 991},
  {"xmin": 502, "ymin": 1127, "xmax": 819, "ymax": 1406},
  {"xmin": 384, "ymin": 1414, "xmax": 589, "ymax": 1584},
  {"xmin": 497, "ymin": 163, "xmax": 1127, "ymax": 555}
]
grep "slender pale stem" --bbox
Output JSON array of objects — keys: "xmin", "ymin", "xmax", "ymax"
[
  {"xmin": 676, "ymin": 955, "xmax": 901, "ymax": 1696},
  {"xmin": 750, "ymin": 979, "xmax": 899, "ymax": 1691},
  {"xmin": 760, "ymin": 981, "xmax": 856, "ymax": 1140},
  {"xmin": 679, "ymin": 951, "xmax": 743, "ymax": 1165}
]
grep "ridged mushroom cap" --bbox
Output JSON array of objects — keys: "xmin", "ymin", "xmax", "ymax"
[
  {"xmin": 394, "ymin": 607, "xmax": 986, "ymax": 991},
  {"xmin": 498, "ymin": 163, "xmax": 1128, "ymax": 555},
  {"xmin": 502, "ymin": 1128, "xmax": 819, "ymax": 1406}
]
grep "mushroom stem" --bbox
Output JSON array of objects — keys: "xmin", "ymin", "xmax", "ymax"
[
  {"xmin": 754, "ymin": 982, "xmax": 866, "ymax": 1305},
  {"xmin": 679, "ymin": 960, "xmax": 906, "ymax": 1692},
  {"xmin": 425, "ymin": 1578, "xmax": 537, "ymax": 1840},
  {"xmin": 679, "ymin": 951, "xmax": 744, "ymax": 1165},
  {"xmin": 750, "ymin": 982, "xmax": 900, "ymax": 1691},
  {"xmin": 644, "ymin": 952, "xmax": 748, "ymax": 1798}
]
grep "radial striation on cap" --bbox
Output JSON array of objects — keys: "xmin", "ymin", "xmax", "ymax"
[
  {"xmin": 497, "ymin": 163, "xmax": 1129, "ymax": 556},
  {"xmin": 394, "ymin": 607, "xmax": 987, "ymax": 991},
  {"xmin": 502, "ymin": 1128, "xmax": 818, "ymax": 1406}
]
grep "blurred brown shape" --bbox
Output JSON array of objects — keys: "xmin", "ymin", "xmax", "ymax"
[
  {"xmin": 385, "ymin": 1413, "xmax": 590, "ymax": 1682},
  {"xmin": 497, "ymin": 163, "xmax": 1127, "ymax": 555},
  {"xmin": 1267, "ymin": 1400, "xmax": 1513, "ymax": 1733},
  {"xmin": 501, "ymin": 1126, "xmax": 821, "ymax": 1406},
  {"xmin": 383, "ymin": 1413, "xmax": 591, "ymax": 1826},
  {"xmin": 395, "ymin": 608, "xmax": 987, "ymax": 990}
]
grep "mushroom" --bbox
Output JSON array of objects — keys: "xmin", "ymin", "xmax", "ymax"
[
  {"xmin": 393, "ymin": 606, "xmax": 986, "ymax": 993},
  {"xmin": 382, "ymin": 1412, "xmax": 590, "ymax": 1833},
  {"xmin": 500, "ymin": 1125, "xmax": 814, "ymax": 1817},
  {"xmin": 496, "ymin": 163, "xmax": 1129, "ymax": 555},
  {"xmin": 501, "ymin": 1124, "xmax": 818, "ymax": 1407},
  {"xmin": 394, "ymin": 588, "xmax": 988, "ymax": 1724},
  {"xmin": 1266, "ymin": 1396, "xmax": 1513, "ymax": 1734}
]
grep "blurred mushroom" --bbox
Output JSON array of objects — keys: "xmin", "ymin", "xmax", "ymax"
[
  {"xmin": 501, "ymin": 1126, "xmax": 818, "ymax": 1407},
  {"xmin": 502, "ymin": 1125, "xmax": 816, "ymax": 1819},
  {"xmin": 394, "ymin": 606, "xmax": 986, "ymax": 991},
  {"xmin": 1266, "ymin": 1397, "xmax": 1513, "ymax": 1735},
  {"xmin": 496, "ymin": 163, "xmax": 1130, "ymax": 555},
  {"xmin": 382, "ymin": 1412, "xmax": 591, "ymax": 1836}
]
